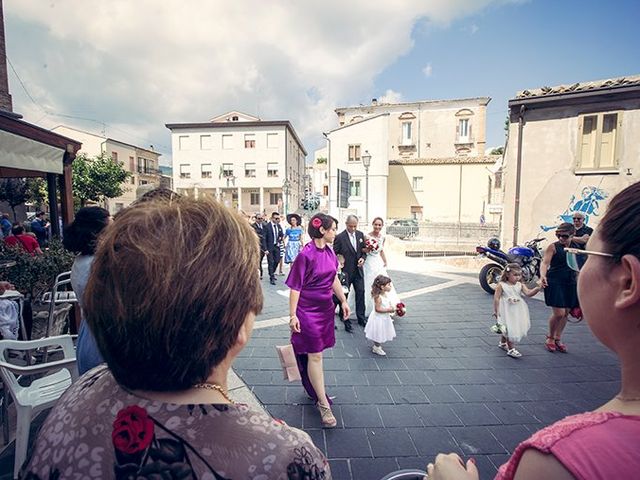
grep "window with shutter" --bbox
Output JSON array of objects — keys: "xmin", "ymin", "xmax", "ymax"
[{"xmin": 576, "ymin": 111, "xmax": 621, "ymax": 173}]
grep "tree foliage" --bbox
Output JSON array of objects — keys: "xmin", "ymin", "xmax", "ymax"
[
  {"xmin": 72, "ymin": 152, "xmax": 132, "ymax": 207},
  {"xmin": 490, "ymin": 146, "xmax": 504, "ymax": 156},
  {"xmin": 0, "ymin": 178, "xmax": 48, "ymax": 220}
]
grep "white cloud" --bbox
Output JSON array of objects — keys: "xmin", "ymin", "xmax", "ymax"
[
  {"xmin": 4, "ymin": 0, "xmax": 520, "ymax": 159},
  {"xmin": 470, "ymin": 24, "xmax": 480, "ymax": 34},
  {"xmin": 422, "ymin": 63, "xmax": 433, "ymax": 78},
  {"xmin": 378, "ymin": 89, "xmax": 404, "ymax": 104}
]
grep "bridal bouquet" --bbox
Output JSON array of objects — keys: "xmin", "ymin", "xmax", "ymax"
[
  {"xmin": 395, "ymin": 302, "xmax": 407, "ymax": 317},
  {"xmin": 365, "ymin": 237, "xmax": 379, "ymax": 252},
  {"xmin": 490, "ymin": 321, "xmax": 507, "ymax": 335}
]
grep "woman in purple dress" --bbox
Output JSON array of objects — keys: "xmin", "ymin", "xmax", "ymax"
[{"xmin": 286, "ymin": 213, "xmax": 350, "ymax": 428}]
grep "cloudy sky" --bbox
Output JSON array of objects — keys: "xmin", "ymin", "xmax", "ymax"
[{"xmin": 4, "ymin": 0, "xmax": 639, "ymax": 164}]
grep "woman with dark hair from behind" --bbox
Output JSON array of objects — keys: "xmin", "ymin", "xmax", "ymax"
[
  {"xmin": 63, "ymin": 206, "xmax": 111, "ymax": 374},
  {"xmin": 24, "ymin": 198, "xmax": 329, "ymax": 478}
]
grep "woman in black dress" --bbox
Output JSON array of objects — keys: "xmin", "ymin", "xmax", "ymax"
[{"xmin": 540, "ymin": 222, "xmax": 579, "ymax": 352}]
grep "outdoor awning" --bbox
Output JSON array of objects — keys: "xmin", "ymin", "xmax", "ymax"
[{"xmin": 0, "ymin": 129, "xmax": 64, "ymax": 174}]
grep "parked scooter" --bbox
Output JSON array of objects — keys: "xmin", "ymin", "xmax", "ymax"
[{"xmin": 475, "ymin": 237, "xmax": 544, "ymax": 294}]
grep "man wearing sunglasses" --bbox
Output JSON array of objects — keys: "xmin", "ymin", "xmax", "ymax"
[
  {"xmin": 540, "ymin": 222, "xmax": 579, "ymax": 353},
  {"xmin": 571, "ymin": 212, "xmax": 594, "ymax": 269}
]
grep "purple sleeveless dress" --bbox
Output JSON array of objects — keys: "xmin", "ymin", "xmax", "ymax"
[{"xmin": 285, "ymin": 242, "xmax": 338, "ymax": 403}]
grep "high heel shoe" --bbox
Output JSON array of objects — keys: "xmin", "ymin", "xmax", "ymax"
[
  {"xmin": 316, "ymin": 402, "xmax": 337, "ymax": 428},
  {"xmin": 555, "ymin": 338, "xmax": 568, "ymax": 353},
  {"xmin": 545, "ymin": 335, "xmax": 556, "ymax": 352}
]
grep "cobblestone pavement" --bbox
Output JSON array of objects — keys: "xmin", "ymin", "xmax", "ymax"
[{"xmin": 235, "ymin": 264, "xmax": 619, "ymax": 480}]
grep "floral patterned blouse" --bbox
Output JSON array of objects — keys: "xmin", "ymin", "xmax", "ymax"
[{"xmin": 22, "ymin": 365, "xmax": 330, "ymax": 479}]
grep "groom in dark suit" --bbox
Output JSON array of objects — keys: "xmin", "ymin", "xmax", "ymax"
[
  {"xmin": 333, "ymin": 214, "xmax": 367, "ymax": 327},
  {"xmin": 264, "ymin": 211, "xmax": 284, "ymax": 285}
]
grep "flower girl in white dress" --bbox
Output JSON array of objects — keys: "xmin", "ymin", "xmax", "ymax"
[
  {"xmin": 365, "ymin": 275, "xmax": 397, "ymax": 356},
  {"xmin": 363, "ymin": 218, "xmax": 400, "ymax": 315},
  {"xmin": 493, "ymin": 263, "xmax": 543, "ymax": 358}
]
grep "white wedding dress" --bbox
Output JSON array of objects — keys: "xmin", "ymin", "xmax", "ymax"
[{"xmin": 363, "ymin": 235, "xmax": 400, "ymax": 315}]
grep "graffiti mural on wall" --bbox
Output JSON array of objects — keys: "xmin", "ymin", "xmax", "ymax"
[{"xmin": 540, "ymin": 186, "xmax": 608, "ymax": 231}]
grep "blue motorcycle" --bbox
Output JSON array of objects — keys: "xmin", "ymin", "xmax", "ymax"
[{"xmin": 475, "ymin": 237, "xmax": 544, "ymax": 294}]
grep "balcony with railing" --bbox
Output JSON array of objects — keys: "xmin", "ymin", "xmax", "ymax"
[{"xmin": 137, "ymin": 165, "xmax": 161, "ymax": 175}]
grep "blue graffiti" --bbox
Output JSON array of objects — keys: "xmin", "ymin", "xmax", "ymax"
[{"xmin": 540, "ymin": 186, "xmax": 608, "ymax": 231}]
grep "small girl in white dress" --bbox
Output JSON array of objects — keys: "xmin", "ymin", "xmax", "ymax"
[
  {"xmin": 493, "ymin": 263, "xmax": 542, "ymax": 358},
  {"xmin": 365, "ymin": 275, "xmax": 397, "ymax": 356}
]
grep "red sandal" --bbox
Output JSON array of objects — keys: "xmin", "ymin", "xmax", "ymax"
[
  {"xmin": 555, "ymin": 338, "xmax": 568, "ymax": 353},
  {"xmin": 545, "ymin": 336, "xmax": 556, "ymax": 352}
]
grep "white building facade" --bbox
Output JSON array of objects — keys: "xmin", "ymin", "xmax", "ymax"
[
  {"xmin": 166, "ymin": 111, "xmax": 307, "ymax": 215},
  {"xmin": 51, "ymin": 125, "xmax": 161, "ymax": 213},
  {"xmin": 325, "ymin": 97, "xmax": 495, "ymax": 225}
]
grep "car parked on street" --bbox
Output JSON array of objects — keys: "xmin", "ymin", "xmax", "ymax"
[{"xmin": 386, "ymin": 219, "xmax": 419, "ymax": 239}]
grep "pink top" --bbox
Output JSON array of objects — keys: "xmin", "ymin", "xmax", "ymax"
[{"xmin": 496, "ymin": 411, "xmax": 640, "ymax": 480}]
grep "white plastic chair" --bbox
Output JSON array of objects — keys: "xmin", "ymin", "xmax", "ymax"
[
  {"xmin": 0, "ymin": 335, "xmax": 78, "ymax": 477},
  {"xmin": 41, "ymin": 271, "xmax": 77, "ymax": 338}
]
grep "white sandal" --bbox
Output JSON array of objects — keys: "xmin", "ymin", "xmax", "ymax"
[{"xmin": 507, "ymin": 348, "xmax": 522, "ymax": 358}]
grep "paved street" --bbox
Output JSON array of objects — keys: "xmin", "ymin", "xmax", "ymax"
[{"xmin": 235, "ymin": 263, "xmax": 619, "ymax": 480}]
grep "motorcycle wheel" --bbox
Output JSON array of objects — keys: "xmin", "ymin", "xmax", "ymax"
[{"xmin": 479, "ymin": 263, "xmax": 503, "ymax": 295}]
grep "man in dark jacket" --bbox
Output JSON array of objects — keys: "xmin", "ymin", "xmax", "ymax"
[
  {"xmin": 333, "ymin": 215, "xmax": 367, "ymax": 326},
  {"xmin": 30, "ymin": 212, "xmax": 49, "ymax": 248},
  {"xmin": 263, "ymin": 212, "xmax": 284, "ymax": 285},
  {"xmin": 251, "ymin": 213, "xmax": 267, "ymax": 279}
]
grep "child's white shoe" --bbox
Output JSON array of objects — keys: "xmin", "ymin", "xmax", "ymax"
[
  {"xmin": 507, "ymin": 348, "xmax": 522, "ymax": 358},
  {"xmin": 372, "ymin": 345, "xmax": 386, "ymax": 356}
]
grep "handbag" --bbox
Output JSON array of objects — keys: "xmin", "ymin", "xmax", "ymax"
[{"xmin": 275, "ymin": 344, "xmax": 301, "ymax": 381}]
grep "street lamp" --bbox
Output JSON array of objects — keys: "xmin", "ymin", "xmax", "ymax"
[
  {"xmin": 362, "ymin": 150, "xmax": 371, "ymax": 225},
  {"xmin": 283, "ymin": 178, "xmax": 291, "ymax": 215}
]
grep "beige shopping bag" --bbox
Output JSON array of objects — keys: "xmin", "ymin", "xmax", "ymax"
[{"xmin": 275, "ymin": 344, "xmax": 301, "ymax": 381}]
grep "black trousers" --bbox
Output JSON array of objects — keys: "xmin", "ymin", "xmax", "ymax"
[
  {"xmin": 347, "ymin": 273, "xmax": 366, "ymax": 324},
  {"xmin": 267, "ymin": 245, "xmax": 281, "ymax": 280},
  {"xmin": 332, "ymin": 294, "xmax": 348, "ymax": 321},
  {"xmin": 258, "ymin": 251, "xmax": 266, "ymax": 278}
]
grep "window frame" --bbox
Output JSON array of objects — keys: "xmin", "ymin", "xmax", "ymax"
[
  {"xmin": 244, "ymin": 134, "xmax": 256, "ymax": 149},
  {"xmin": 201, "ymin": 163, "xmax": 213, "ymax": 179},
  {"xmin": 178, "ymin": 135, "xmax": 190, "ymax": 150},
  {"xmin": 250, "ymin": 192, "xmax": 260, "ymax": 205},
  {"xmin": 348, "ymin": 144, "xmax": 361, "ymax": 162},
  {"xmin": 222, "ymin": 134, "xmax": 233, "ymax": 150},
  {"xmin": 412, "ymin": 176, "xmax": 423, "ymax": 192},
  {"xmin": 200, "ymin": 135, "xmax": 212, "ymax": 150},
  {"xmin": 269, "ymin": 192, "xmax": 282, "ymax": 205},
  {"xmin": 401, "ymin": 121, "xmax": 413, "ymax": 146},
  {"xmin": 267, "ymin": 133, "xmax": 278, "ymax": 149},
  {"xmin": 349, "ymin": 180, "xmax": 361, "ymax": 197},
  {"xmin": 222, "ymin": 163, "xmax": 234, "ymax": 178},
  {"xmin": 267, "ymin": 162, "xmax": 279, "ymax": 177},
  {"xmin": 575, "ymin": 110, "xmax": 623, "ymax": 174},
  {"xmin": 245, "ymin": 162, "xmax": 257, "ymax": 177},
  {"xmin": 179, "ymin": 164, "xmax": 190, "ymax": 179},
  {"xmin": 457, "ymin": 118, "xmax": 470, "ymax": 143}
]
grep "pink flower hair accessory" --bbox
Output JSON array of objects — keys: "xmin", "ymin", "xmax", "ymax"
[{"xmin": 312, "ymin": 218, "xmax": 322, "ymax": 228}]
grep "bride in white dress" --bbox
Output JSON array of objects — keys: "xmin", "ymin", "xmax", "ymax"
[{"xmin": 363, "ymin": 217, "xmax": 400, "ymax": 315}]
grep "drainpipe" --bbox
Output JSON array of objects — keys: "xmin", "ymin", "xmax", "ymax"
[
  {"xmin": 323, "ymin": 132, "xmax": 331, "ymax": 214},
  {"xmin": 512, "ymin": 105, "xmax": 526, "ymax": 246}
]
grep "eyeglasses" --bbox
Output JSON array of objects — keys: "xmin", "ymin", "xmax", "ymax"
[
  {"xmin": 572, "ymin": 217, "xmax": 583, "ymax": 221},
  {"xmin": 556, "ymin": 233, "xmax": 570, "ymax": 239},
  {"xmin": 565, "ymin": 247, "xmax": 614, "ymax": 272}
]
